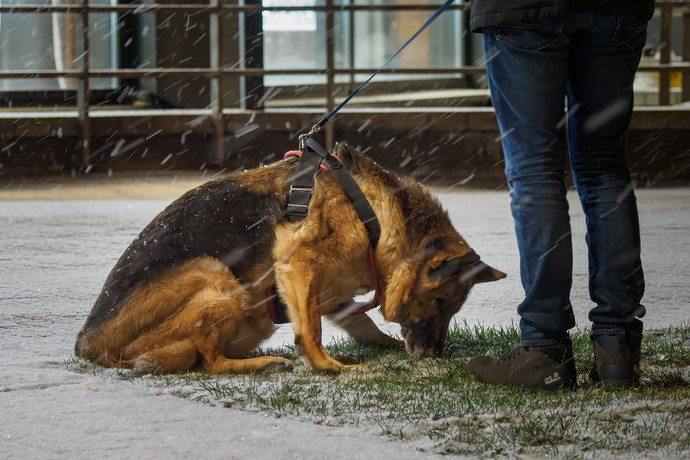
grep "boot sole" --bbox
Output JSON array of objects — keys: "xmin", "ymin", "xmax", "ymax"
[{"xmin": 590, "ymin": 367, "xmax": 640, "ymax": 388}]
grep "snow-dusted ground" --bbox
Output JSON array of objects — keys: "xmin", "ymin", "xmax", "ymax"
[{"xmin": 1, "ymin": 185, "xmax": 688, "ymax": 458}]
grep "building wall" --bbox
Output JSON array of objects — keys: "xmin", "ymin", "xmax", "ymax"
[{"xmin": 2, "ymin": 122, "xmax": 688, "ymax": 185}]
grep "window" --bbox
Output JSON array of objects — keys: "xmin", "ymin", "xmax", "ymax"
[
  {"xmin": 262, "ymin": 0, "xmax": 464, "ymax": 87},
  {"xmin": 263, "ymin": 0, "xmax": 317, "ymax": 32},
  {"xmin": 0, "ymin": 0, "xmax": 118, "ymax": 91}
]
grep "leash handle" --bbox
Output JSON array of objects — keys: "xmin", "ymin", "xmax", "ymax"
[{"xmin": 307, "ymin": 0, "xmax": 458, "ymax": 135}]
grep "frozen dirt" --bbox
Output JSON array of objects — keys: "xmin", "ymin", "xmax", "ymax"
[{"xmin": 1, "ymin": 181, "xmax": 688, "ymax": 458}]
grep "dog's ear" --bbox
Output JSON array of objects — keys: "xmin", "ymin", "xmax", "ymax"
[
  {"xmin": 428, "ymin": 251, "xmax": 480, "ymax": 281},
  {"xmin": 465, "ymin": 261, "xmax": 507, "ymax": 284},
  {"xmin": 429, "ymin": 252, "xmax": 506, "ymax": 284},
  {"xmin": 382, "ymin": 261, "xmax": 417, "ymax": 322}
]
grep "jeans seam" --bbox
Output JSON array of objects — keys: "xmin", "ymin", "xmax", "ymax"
[
  {"xmin": 612, "ymin": 13, "xmax": 648, "ymax": 51},
  {"xmin": 493, "ymin": 17, "xmax": 566, "ymax": 52},
  {"xmin": 496, "ymin": 33, "xmax": 559, "ymax": 53}
]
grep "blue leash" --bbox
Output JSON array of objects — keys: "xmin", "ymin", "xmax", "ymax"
[{"xmin": 300, "ymin": 0, "xmax": 458, "ymax": 144}]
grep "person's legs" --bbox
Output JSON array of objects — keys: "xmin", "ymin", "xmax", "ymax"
[
  {"xmin": 566, "ymin": 11, "xmax": 647, "ymax": 335},
  {"xmin": 566, "ymin": 11, "xmax": 648, "ymax": 386},
  {"xmin": 467, "ymin": 17, "xmax": 579, "ymax": 390},
  {"xmin": 484, "ymin": 19, "xmax": 576, "ymax": 346}
]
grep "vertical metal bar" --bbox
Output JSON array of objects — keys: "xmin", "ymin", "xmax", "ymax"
[
  {"xmin": 118, "ymin": 0, "xmax": 140, "ymax": 98},
  {"xmin": 210, "ymin": 0, "xmax": 225, "ymax": 165},
  {"xmin": 461, "ymin": 7, "xmax": 470, "ymax": 67},
  {"xmin": 659, "ymin": 3, "xmax": 672, "ymax": 106},
  {"xmin": 77, "ymin": 0, "xmax": 91, "ymax": 167},
  {"xmin": 461, "ymin": 5, "xmax": 475, "ymax": 88},
  {"xmin": 325, "ymin": 0, "xmax": 335, "ymax": 150},
  {"xmin": 238, "ymin": 0, "xmax": 247, "ymax": 110},
  {"xmin": 453, "ymin": 1, "xmax": 462, "ymax": 68},
  {"xmin": 348, "ymin": 0, "xmax": 355, "ymax": 88},
  {"xmin": 243, "ymin": 0, "xmax": 264, "ymax": 109},
  {"xmin": 682, "ymin": 8, "xmax": 690, "ymax": 102},
  {"xmin": 108, "ymin": 0, "xmax": 119, "ymax": 90}
]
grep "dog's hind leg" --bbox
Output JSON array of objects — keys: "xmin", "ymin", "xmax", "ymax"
[
  {"xmin": 128, "ymin": 293, "xmax": 291, "ymax": 375},
  {"xmin": 153, "ymin": 278, "xmax": 290, "ymax": 375},
  {"xmin": 133, "ymin": 339, "xmax": 198, "ymax": 374},
  {"xmin": 326, "ymin": 313, "xmax": 403, "ymax": 349},
  {"xmin": 119, "ymin": 257, "xmax": 290, "ymax": 375}
]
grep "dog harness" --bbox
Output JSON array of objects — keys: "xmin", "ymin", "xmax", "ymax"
[{"xmin": 265, "ymin": 138, "xmax": 383, "ymax": 324}]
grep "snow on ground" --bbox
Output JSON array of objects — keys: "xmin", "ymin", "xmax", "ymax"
[{"xmin": 0, "ymin": 182, "xmax": 688, "ymax": 458}]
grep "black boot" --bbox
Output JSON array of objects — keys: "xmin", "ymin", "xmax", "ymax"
[
  {"xmin": 590, "ymin": 329, "xmax": 642, "ymax": 387},
  {"xmin": 468, "ymin": 336, "xmax": 577, "ymax": 391}
]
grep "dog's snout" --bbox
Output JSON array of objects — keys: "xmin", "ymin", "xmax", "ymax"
[
  {"xmin": 406, "ymin": 342, "xmax": 442, "ymax": 359},
  {"xmin": 417, "ymin": 347, "xmax": 440, "ymax": 358},
  {"xmin": 402, "ymin": 319, "xmax": 446, "ymax": 359}
]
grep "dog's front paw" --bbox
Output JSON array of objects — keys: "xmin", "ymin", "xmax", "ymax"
[
  {"xmin": 356, "ymin": 333, "xmax": 404, "ymax": 350},
  {"xmin": 263, "ymin": 357, "xmax": 294, "ymax": 373},
  {"xmin": 340, "ymin": 363, "xmax": 365, "ymax": 373},
  {"xmin": 310, "ymin": 356, "xmax": 353, "ymax": 374},
  {"xmin": 376, "ymin": 335, "xmax": 405, "ymax": 350}
]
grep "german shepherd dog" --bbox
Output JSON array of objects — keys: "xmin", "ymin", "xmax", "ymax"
[{"xmin": 75, "ymin": 144, "xmax": 505, "ymax": 374}]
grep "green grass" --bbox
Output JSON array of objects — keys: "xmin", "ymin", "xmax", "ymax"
[{"xmin": 68, "ymin": 325, "xmax": 690, "ymax": 456}]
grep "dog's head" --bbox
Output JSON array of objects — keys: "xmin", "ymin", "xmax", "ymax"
[
  {"xmin": 384, "ymin": 241, "xmax": 505, "ymax": 358},
  {"xmin": 333, "ymin": 143, "xmax": 506, "ymax": 358},
  {"xmin": 376, "ymin": 182, "xmax": 505, "ymax": 359}
]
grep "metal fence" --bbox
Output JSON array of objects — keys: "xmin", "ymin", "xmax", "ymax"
[{"xmin": 0, "ymin": 0, "xmax": 689, "ymax": 167}]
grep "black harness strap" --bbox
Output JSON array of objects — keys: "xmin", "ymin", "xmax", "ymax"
[
  {"xmin": 305, "ymin": 138, "xmax": 381, "ymax": 247},
  {"xmin": 269, "ymin": 138, "xmax": 382, "ymax": 324},
  {"xmin": 285, "ymin": 144, "xmax": 323, "ymax": 222},
  {"xmin": 285, "ymin": 138, "xmax": 380, "ymax": 247}
]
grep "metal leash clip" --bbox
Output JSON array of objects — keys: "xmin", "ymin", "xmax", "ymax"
[{"xmin": 298, "ymin": 124, "xmax": 321, "ymax": 150}]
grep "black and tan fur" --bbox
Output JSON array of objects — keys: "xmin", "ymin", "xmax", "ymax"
[{"xmin": 75, "ymin": 145, "xmax": 505, "ymax": 374}]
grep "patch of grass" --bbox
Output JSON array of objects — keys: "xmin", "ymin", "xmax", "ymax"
[{"xmin": 68, "ymin": 325, "xmax": 690, "ymax": 456}]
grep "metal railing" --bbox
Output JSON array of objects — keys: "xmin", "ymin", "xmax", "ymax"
[{"xmin": 0, "ymin": 0, "xmax": 688, "ymax": 167}]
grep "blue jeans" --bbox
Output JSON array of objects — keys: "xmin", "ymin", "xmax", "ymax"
[{"xmin": 484, "ymin": 12, "xmax": 647, "ymax": 347}]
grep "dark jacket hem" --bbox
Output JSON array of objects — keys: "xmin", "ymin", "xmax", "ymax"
[
  {"xmin": 470, "ymin": 6, "xmax": 567, "ymax": 32},
  {"xmin": 469, "ymin": 1, "xmax": 655, "ymax": 33}
]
